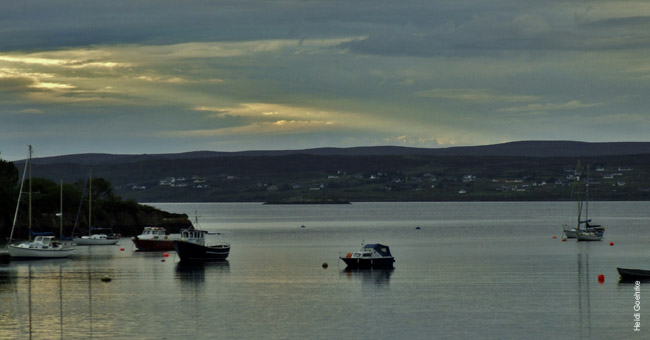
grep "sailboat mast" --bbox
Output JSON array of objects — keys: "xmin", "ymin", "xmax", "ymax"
[
  {"xmin": 585, "ymin": 165, "xmax": 590, "ymax": 222},
  {"xmin": 576, "ymin": 170, "xmax": 582, "ymax": 227},
  {"xmin": 9, "ymin": 147, "xmax": 29, "ymax": 243},
  {"xmin": 60, "ymin": 180, "xmax": 63, "ymax": 239},
  {"xmin": 89, "ymin": 168, "xmax": 92, "ymax": 236},
  {"xmin": 28, "ymin": 145, "xmax": 32, "ymax": 241}
]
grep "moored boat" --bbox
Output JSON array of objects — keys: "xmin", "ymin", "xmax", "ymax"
[
  {"xmin": 562, "ymin": 163, "xmax": 605, "ymax": 241},
  {"xmin": 74, "ymin": 233, "xmax": 119, "ymax": 245},
  {"xmin": 576, "ymin": 230, "xmax": 602, "ymax": 242},
  {"xmin": 340, "ymin": 243, "xmax": 395, "ymax": 269},
  {"xmin": 6, "ymin": 146, "xmax": 75, "ymax": 260},
  {"xmin": 173, "ymin": 229, "xmax": 230, "ymax": 261},
  {"xmin": 563, "ymin": 226, "xmax": 578, "ymax": 239},
  {"xmin": 617, "ymin": 267, "xmax": 650, "ymax": 280},
  {"xmin": 131, "ymin": 226, "xmax": 181, "ymax": 251},
  {"xmin": 73, "ymin": 169, "xmax": 119, "ymax": 246},
  {"xmin": 576, "ymin": 222, "xmax": 605, "ymax": 242},
  {"xmin": 8, "ymin": 236, "xmax": 75, "ymax": 259}
]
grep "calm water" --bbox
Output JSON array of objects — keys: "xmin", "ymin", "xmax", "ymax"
[{"xmin": 1, "ymin": 202, "xmax": 650, "ymax": 339}]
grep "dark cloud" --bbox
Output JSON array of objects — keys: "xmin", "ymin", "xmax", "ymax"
[
  {"xmin": 2, "ymin": 1, "xmax": 650, "ymax": 160},
  {"xmin": 0, "ymin": 76, "xmax": 36, "ymax": 94},
  {"xmin": 340, "ymin": 11, "xmax": 650, "ymax": 57},
  {"xmin": 578, "ymin": 15, "xmax": 650, "ymax": 28}
]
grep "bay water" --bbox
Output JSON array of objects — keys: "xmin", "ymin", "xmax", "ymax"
[{"xmin": 1, "ymin": 202, "xmax": 649, "ymax": 339}]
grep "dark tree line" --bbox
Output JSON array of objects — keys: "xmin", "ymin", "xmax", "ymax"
[{"xmin": 1, "ymin": 156, "xmax": 189, "ymax": 240}]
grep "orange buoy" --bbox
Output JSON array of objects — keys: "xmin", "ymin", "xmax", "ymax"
[
  {"xmin": 610, "ymin": 242, "xmax": 614, "ymax": 246},
  {"xmin": 163, "ymin": 253, "xmax": 169, "ymax": 257},
  {"xmin": 598, "ymin": 274, "xmax": 605, "ymax": 283},
  {"xmin": 562, "ymin": 238, "xmax": 567, "ymax": 242},
  {"xmin": 346, "ymin": 252, "xmax": 352, "ymax": 258}
]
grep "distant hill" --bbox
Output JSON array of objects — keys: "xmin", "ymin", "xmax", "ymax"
[
  {"xmin": 10, "ymin": 140, "xmax": 650, "ymax": 202},
  {"xmin": 19, "ymin": 141, "xmax": 650, "ymax": 166}
]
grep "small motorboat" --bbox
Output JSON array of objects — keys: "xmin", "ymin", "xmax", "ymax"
[
  {"xmin": 173, "ymin": 229, "xmax": 230, "ymax": 261},
  {"xmin": 617, "ymin": 267, "xmax": 650, "ymax": 281},
  {"xmin": 131, "ymin": 226, "xmax": 181, "ymax": 251},
  {"xmin": 340, "ymin": 243, "xmax": 395, "ymax": 269}
]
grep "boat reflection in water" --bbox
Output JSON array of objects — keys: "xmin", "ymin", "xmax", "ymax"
[
  {"xmin": 175, "ymin": 260, "xmax": 230, "ymax": 283},
  {"xmin": 0, "ymin": 260, "xmax": 122, "ymax": 340},
  {"xmin": 341, "ymin": 267, "xmax": 394, "ymax": 286},
  {"xmin": 0, "ymin": 262, "xmax": 67, "ymax": 339}
]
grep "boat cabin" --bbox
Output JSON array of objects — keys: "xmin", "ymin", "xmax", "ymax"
[
  {"xmin": 349, "ymin": 244, "xmax": 393, "ymax": 259},
  {"xmin": 180, "ymin": 229, "xmax": 208, "ymax": 245},
  {"xmin": 26, "ymin": 236, "xmax": 59, "ymax": 249},
  {"xmin": 140, "ymin": 227, "xmax": 168, "ymax": 239},
  {"xmin": 179, "ymin": 229, "xmax": 230, "ymax": 248}
]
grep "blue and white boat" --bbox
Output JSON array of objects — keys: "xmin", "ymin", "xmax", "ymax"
[{"xmin": 340, "ymin": 243, "xmax": 395, "ymax": 269}]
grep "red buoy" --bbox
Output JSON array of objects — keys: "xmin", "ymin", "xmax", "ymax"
[
  {"xmin": 552, "ymin": 236, "xmax": 557, "ymax": 239},
  {"xmin": 609, "ymin": 242, "xmax": 614, "ymax": 246},
  {"xmin": 120, "ymin": 247, "xmax": 125, "ymax": 251},
  {"xmin": 163, "ymin": 253, "xmax": 169, "ymax": 257},
  {"xmin": 598, "ymin": 274, "xmax": 605, "ymax": 283}
]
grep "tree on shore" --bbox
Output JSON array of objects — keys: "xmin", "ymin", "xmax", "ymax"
[
  {"xmin": 0, "ymin": 157, "xmax": 19, "ymax": 239},
  {"xmin": 0, "ymin": 154, "xmax": 190, "ymax": 240}
]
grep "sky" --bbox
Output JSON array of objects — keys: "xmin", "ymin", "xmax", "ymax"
[{"xmin": 2, "ymin": 1, "xmax": 650, "ymax": 161}]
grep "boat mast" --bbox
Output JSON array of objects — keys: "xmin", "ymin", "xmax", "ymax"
[
  {"xmin": 585, "ymin": 165, "xmax": 590, "ymax": 223},
  {"xmin": 60, "ymin": 180, "xmax": 63, "ymax": 239},
  {"xmin": 8, "ymin": 146, "xmax": 30, "ymax": 243},
  {"xmin": 576, "ymin": 165, "xmax": 582, "ymax": 229},
  {"xmin": 28, "ymin": 145, "xmax": 32, "ymax": 241},
  {"xmin": 88, "ymin": 168, "xmax": 92, "ymax": 236}
]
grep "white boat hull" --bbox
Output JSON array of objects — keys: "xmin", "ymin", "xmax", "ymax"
[
  {"xmin": 8, "ymin": 245, "xmax": 74, "ymax": 259},
  {"xmin": 577, "ymin": 233, "xmax": 602, "ymax": 242},
  {"xmin": 73, "ymin": 237, "xmax": 119, "ymax": 245},
  {"xmin": 563, "ymin": 229, "xmax": 578, "ymax": 238}
]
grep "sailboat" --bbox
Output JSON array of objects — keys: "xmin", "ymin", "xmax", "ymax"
[
  {"xmin": 73, "ymin": 169, "xmax": 119, "ymax": 245},
  {"xmin": 562, "ymin": 163, "xmax": 605, "ymax": 241},
  {"xmin": 7, "ymin": 146, "xmax": 75, "ymax": 259}
]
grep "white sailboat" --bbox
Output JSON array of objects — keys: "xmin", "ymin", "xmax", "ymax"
[
  {"xmin": 563, "ymin": 164, "xmax": 604, "ymax": 241},
  {"xmin": 576, "ymin": 166, "xmax": 605, "ymax": 242},
  {"xmin": 7, "ymin": 146, "xmax": 75, "ymax": 259},
  {"xmin": 73, "ymin": 169, "xmax": 119, "ymax": 245},
  {"xmin": 563, "ymin": 165, "xmax": 583, "ymax": 238}
]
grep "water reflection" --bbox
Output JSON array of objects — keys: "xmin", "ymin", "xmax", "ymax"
[
  {"xmin": 341, "ymin": 268, "xmax": 394, "ymax": 286},
  {"xmin": 577, "ymin": 253, "xmax": 591, "ymax": 340},
  {"xmin": 175, "ymin": 260, "xmax": 230, "ymax": 283},
  {"xmin": 0, "ymin": 267, "xmax": 14, "ymax": 285},
  {"xmin": 0, "ymin": 262, "xmax": 68, "ymax": 340},
  {"xmin": 619, "ymin": 277, "xmax": 650, "ymax": 284},
  {"xmin": 0, "ymin": 260, "xmax": 122, "ymax": 340}
]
